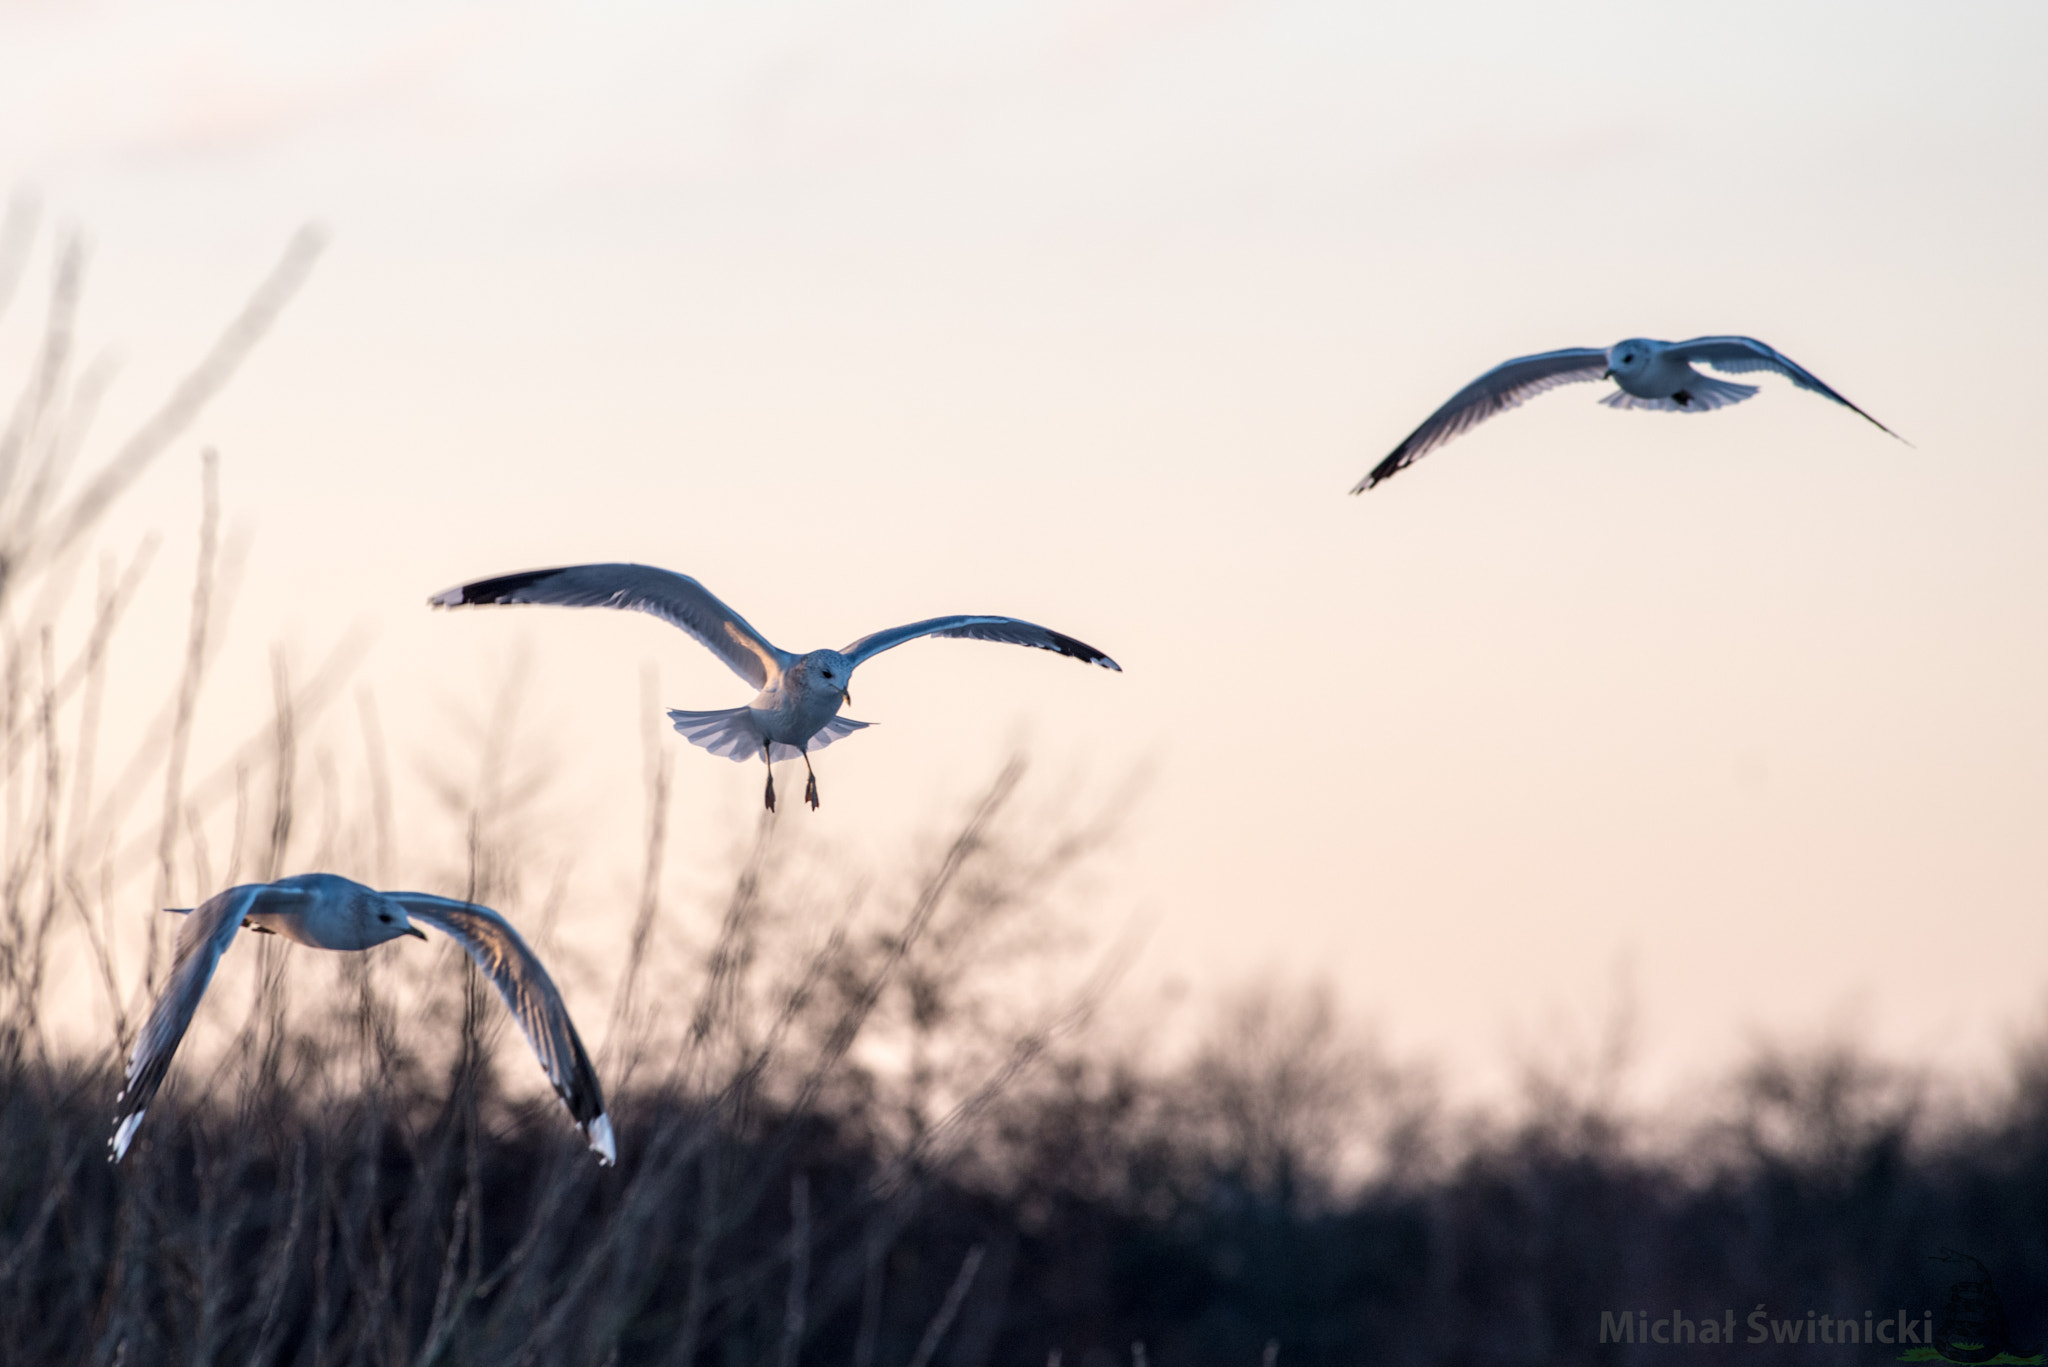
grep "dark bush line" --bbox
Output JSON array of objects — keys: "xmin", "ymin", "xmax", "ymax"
[{"xmin": 5, "ymin": 1043, "xmax": 2048, "ymax": 1366}]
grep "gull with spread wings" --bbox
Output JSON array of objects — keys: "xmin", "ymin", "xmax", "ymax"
[
  {"xmin": 1356, "ymin": 335, "xmax": 1904, "ymax": 490},
  {"xmin": 431, "ymin": 563, "xmax": 1121, "ymax": 811},
  {"xmin": 111, "ymin": 873, "xmax": 614, "ymax": 1165}
]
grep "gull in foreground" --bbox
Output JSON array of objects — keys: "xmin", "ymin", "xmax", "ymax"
[
  {"xmin": 431, "ymin": 563, "xmax": 1121, "ymax": 811},
  {"xmin": 1356, "ymin": 335, "xmax": 1904, "ymax": 490},
  {"xmin": 111, "ymin": 873, "xmax": 614, "ymax": 1165}
]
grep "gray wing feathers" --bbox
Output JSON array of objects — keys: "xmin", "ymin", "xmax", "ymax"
[
  {"xmin": 387, "ymin": 894, "xmax": 615, "ymax": 1164},
  {"xmin": 1356, "ymin": 347, "xmax": 1611, "ymax": 490},
  {"xmin": 111, "ymin": 884, "xmax": 264, "ymax": 1160},
  {"xmin": 1668, "ymin": 336, "xmax": 1903, "ymax": 440},
  {"xmin": 430, "ymin": 563, "xmax": 788, "ymax": 689},
  {"xmin": 843, "ymin": 616, "xmax": 1121, "ymax": 671}
]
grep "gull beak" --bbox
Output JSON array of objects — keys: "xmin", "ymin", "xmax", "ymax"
[
  {"xmin": 842, "ymin": 687, "xmax": 852, "ymax": 707},
  {"xmin": 1600, "ymin": 369, "xmax": 1612, "ymax": 380},
  {"xmin": 403, "ymin": 925, "xmax": 428, "ymax": 941}
]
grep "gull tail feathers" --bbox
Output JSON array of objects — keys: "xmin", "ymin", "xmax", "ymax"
[
  {"xmin": 1599, "ymin": 375, "xmax": 1758, "ymax": 413},
  {"xmin": 667, "ymin": 706, "xmax": 872, "ymax": 762},
  {"xmin": 769, "ymin": 713, "xmax": 871, "ymax": 763}
]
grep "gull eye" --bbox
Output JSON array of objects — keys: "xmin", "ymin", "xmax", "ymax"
[
  {"xmin": 379, "ymin": 913, "xmax": 392, "ymax": 923},
  {"xmin": 823, "ymin": 670, "xmax": 833, "ymax": 679}
]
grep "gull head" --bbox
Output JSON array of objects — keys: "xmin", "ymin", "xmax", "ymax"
[
  {"xmin": 1605, "ymin": 339, "xmax": 1654, "ymax": 382},
  {"xmin": 796, "ymin": 649, "xmax": 856, "ymax": 708},
  {"xmin": 331, "ymin": 890, "xmax": 430, "ymax": 951}
]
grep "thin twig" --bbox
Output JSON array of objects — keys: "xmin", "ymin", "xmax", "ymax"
[
  {"xmin": 605, "ymin": 662, "xmax": 672, "ymax": 1068},
  {"xmin": 35, "ymin": 228, "xmax": 324, "ymax": 573},
  {"xmin": 778, "ymin": 1173, "xmax": 809, "ymax": 1367},
  {"xmin": 905, "ymin": 1245, "xmax": 985, "ymax": 1367}
]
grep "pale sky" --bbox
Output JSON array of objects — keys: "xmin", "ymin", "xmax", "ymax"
[{"xmin": 4, "ymin": 0, "xmax": 2045, "ymax": 1100}]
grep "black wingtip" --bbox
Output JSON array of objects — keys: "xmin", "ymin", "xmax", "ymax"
[
  {"xmin": 428, "ymin": 567, "xmax": 565, "ymax": 610},
  {"xmin": 1871, "ymin": 414, "xmax": 1912, "ymax": 448},
  {"xmin": 1048, "ymin": 632, "xmax": 1121, "ymax": 672},
  {"xmin": 1354, "ymin": 450, "xmax": 1406, "ymax": 493},
  {"xmin": 561, "ymin": 1024, "xmax": 610, "ymax": 1129}
]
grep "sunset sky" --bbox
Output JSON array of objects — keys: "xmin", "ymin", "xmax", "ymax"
[{"xmin": 4, "ymin": 0, "xmax": 2045, "ymax": 1100}]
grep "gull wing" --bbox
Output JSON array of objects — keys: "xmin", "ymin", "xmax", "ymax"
[
  {"xmin": 843, "ymin": 616, "xmax": 1121, "ymax": 672},
  {"xmin": 429, "ymin": 563, "xmax": 791, "ymax": 690},
  {"xmin": 386, "ymin": 893, "xmax": 615, "ymax": 1164},
  {"xmin": 111, "ymin": 883, "xmax": 270, "ymax": 1161},
  {"xmin": 1354, "ymin": 347, "xmax": 1611, "ymax": 491},
  {"xmin": 1666, "ymin": 336, "xmax": 1904, "ymax": 441}
]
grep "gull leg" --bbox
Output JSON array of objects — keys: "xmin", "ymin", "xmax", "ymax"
[
  {"xmin": 802, "ymin": 749, "xmax": 819, "ymax": 810},
  {"xmin": 763, "ymin": 742, "xmax": 777, "ymax": 812}
]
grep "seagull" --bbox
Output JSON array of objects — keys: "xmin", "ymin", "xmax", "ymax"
[
  {"xmin": 111, "ymin": 873, "xmax": 614, "ymax": 1165},
  {"xmin": 1355, "ymin": 335, "xmax": 1904, "ymax": 490},
  {"xmin": 430, "ymin": 563, "xmax": 1121, "ymax": 812}
]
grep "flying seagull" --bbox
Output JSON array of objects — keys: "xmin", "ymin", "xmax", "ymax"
[
  {"xmin": 111, "ymin": 873, "xmax": 614, "ymax": 1165},
  {"xmin": 1355, "ymin": 335, "xmax": 1904, "ymax": 490},
  {"xmin": 430, "ymin": 563, "xmax": 1121, "ymax": 811}
]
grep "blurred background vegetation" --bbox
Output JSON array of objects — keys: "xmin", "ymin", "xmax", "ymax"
[{"xmin": 1, "ymin": 208, "xmax": 2045, "ymax": 1367}]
